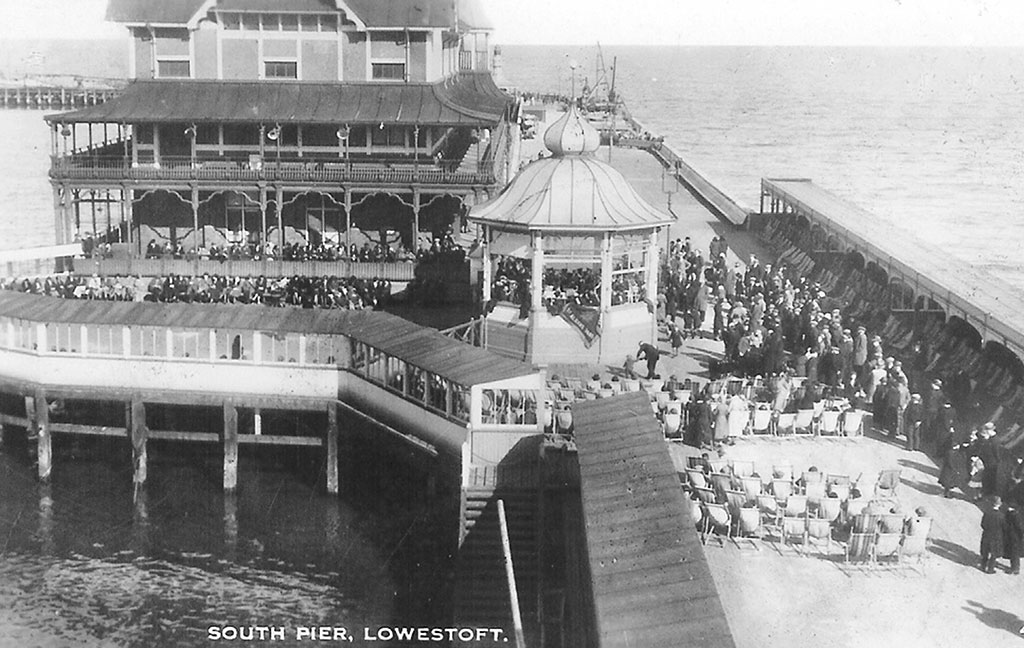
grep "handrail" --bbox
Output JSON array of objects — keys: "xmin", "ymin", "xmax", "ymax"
[{"xmin": 51, "ymin": 155, "xmax": 498, "ymax": 186}]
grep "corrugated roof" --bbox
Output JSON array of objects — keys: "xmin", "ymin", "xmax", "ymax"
[
  {"xmin": 105, "ymin": 0, "xmax": 493, "ymax": 29},
  {"xmin": 763, "ymin": 178, "xmax": 1024, "ymax": 359},
  {"xmin": 0, "ymin": 292, "xmax": 533, "ymax": 386},
  {"xmin": 573, "ymin": 393, "xmax": 736, "ymax": 648},
  {"xmin": 47, "ymin": 74, "xmax": 510, "ymax": 126},
  {"xmin": 469, "ymin": 155, "xmax": 675, "ymax": 232}
]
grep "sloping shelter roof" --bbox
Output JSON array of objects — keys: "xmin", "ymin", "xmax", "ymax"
[
  {"xmin": 106, "ymin": 0, "xmax": 493, "ymax": 29},
  {"xmin": 0, "ymin": 291, "xmax": 533, "ymax": 387},
  {"xmin": 572, "ymin": 393, "xmax": 736, "ymax": 648},
  {"xmin": 46, "ymin": 74, "xmax": 511, "ymax": 126},
  {"xmin": 763, "ymin": 178, "xmax": 1024, "ymax": 360}
]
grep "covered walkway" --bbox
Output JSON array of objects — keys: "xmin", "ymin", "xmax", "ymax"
[
  {"xmin": 761, "ymin": 178, "xmax": 1024, "ymax": 360},
  {"xmin": 573, "ymin": 392, "xmax": 735, "ymax": 648}
]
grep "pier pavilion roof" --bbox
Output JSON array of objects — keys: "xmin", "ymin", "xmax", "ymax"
[
  {"xmin": 46, "ymin": 73, "xmax": 511, "ymax": 126},
  {"xmin": 0, "ymin": 292, "xmax": 533, "ymax": 386},
  {"xmin": 469, "ymin": 105, "xmax": 674, "ymax": 232},
  {"xmin": 107, "ymin": 0, "xmax": 493, "ymax": 30}
]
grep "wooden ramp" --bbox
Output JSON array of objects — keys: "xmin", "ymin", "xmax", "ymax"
[{"xmin": 573, "ymin": 393, "xmax": 736, "ymax": 648}]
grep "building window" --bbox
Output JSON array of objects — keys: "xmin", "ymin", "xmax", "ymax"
[
  {"xmin": 372, "ymin": 63, "xmax": 406, "ymax": 80},
  {"xmin": 265, "ymin": 61, "xmax": 298, "ymax": 79},
  {"xmin": 157, "ymin": 60, "xmax": 191, "ymax": 78}
]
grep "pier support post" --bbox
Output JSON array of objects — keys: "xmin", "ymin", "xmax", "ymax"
[
  {"xmin": 326, "ymin": 402, "xmax": 339, "ymax": 495},
  {"xmin": 130, "ymin": 396, "xmax": 147, "ymax": 488},
  {"xmin": 224, "ymin": 493, "xmax": 238, "ymax": 558},
  {"xmin": 33, "ymin": 389, "xmax": 51, "ymax": 483},
  {"xmin": 223, "ymin": 401, "xmax": 239, "ymax": 492}
]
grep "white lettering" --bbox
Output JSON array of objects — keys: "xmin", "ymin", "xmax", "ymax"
[{"xmin": 207, "ymin": 627, "xmax": 221, "ymax": 641}]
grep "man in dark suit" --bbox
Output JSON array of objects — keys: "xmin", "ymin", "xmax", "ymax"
[
  {"xmin": 980, "ymin": 495, "xmax": 1005, "ymax": 574},
  {"xmin": 637, "ymin": 341, "xmax": 661, "ymax": 379}
]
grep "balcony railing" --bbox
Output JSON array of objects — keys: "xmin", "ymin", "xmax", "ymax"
[
  {"xmin": 51, "ymin": 155, "xmax": 498, "ymax": 187},
  {"xmin": 77, "ymin": 256, "xmax": 417, "ymax": 281}
]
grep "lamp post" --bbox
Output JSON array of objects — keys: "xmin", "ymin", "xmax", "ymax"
[
  {"xmin": 337, "ymin": 125, "xmax": 351, "ymax": 174},
  {"xmin": 662, "ymin": 160, "xmax": 679, "ymax": 215}
]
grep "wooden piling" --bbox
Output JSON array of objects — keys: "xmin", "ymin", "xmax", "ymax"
[
  {"xmin": 130, "ymin": 396, "xmax": 147, "ymax": 488},
  {"xmin": 326, "ymin": 402, "xmax": 339, "ymax": 495},
  {"xmin": 33, "ymin": 388, "xmax": 51, "ymax": 483},
  {"xmin": 223, "ymin": 401, "xmax": 238, "ymax": 492}
]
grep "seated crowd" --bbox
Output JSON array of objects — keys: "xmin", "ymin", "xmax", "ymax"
[
  {"xmin": 139, "ymin": 239, "xmax": 415, "ymax": 263},
  {"xmin": 1, "ymin": 273, "xmax": 391, "ymax": 310},
  {"xmin": 489, "ymin": 256, "xmax": 645, "ymax": 311}
]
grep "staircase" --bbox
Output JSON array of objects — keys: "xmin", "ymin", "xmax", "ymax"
[{"xmin": 453, "ymin": 469, "xmax": 541, "ymax": 647}]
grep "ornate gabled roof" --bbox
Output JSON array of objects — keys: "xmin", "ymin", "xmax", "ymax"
[{"xmin": 469, "ymin": 107, "xmax": 673, "ymax": 232}]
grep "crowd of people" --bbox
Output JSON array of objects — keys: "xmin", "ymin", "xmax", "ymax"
[
  {"xmin": 653, "ymin": 220, "xmax": 1024, "ymax": 576},
  {"xmin": 141, "ymin": 239, "xmax": 416, "ymax": 264},
  {"xmin": 489, "ymin": 256, "xmax": 646, "ymax": 313},
  {"xmin": 1, "ymin": 272, "xmax": 392, "ymax": 310}
]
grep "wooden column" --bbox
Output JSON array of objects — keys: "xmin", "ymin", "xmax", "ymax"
[
  {"xmin": 223, "ymin": 401, "xmax": 239, "ymax": 492},
  {"xmin": 276, "ymin": 186, "xmax": 285, "ymax": 251},
  {"xmin": 130, "ymin": 396, "xmax": 147, "ymax": 488},
  {"xmin": 224, "ymin": 492, "xmax": 238, "ymax": 558},
  {"xmin": 531, "ymin": 231, "xmax": 544, "ymax": 312},
  {"xmin": 190, "ymin": 184, "xmax": 200, "ymax": 254},
  {"xmin": 326, "ymin": 402, "xmax": 339, "ymax": 495},
  {"xmin": 412, "ymin": 189, "xmax": 421, "ymax": 251},
  {"xmin": 33, "ymin": 388, "xmax": 51, "ymax": 483},
  {"xmin": 344, "ymin": 188, "xmax": 352, "ymax": 256}
]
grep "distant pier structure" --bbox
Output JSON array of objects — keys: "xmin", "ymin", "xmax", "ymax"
[{"xmin": 0, "ymin": 76, "xmax": 123, "ymax": 110}]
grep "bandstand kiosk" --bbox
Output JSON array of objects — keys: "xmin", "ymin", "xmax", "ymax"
[{"xmin": 469, "ymin": 105, "xmax": 674, "ymax": 365}]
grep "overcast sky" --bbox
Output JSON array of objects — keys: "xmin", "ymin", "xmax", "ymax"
[{"xmin": 1, "ymin": 0, "xmax": 1023, "ymax": 46}]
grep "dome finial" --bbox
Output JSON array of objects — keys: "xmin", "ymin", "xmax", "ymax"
[{"xmin": 543, "ymin": 103, "xmax": 601, "ymax": 156}]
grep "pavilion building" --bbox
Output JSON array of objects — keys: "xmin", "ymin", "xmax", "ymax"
[
  {"xmin": 469, "ymin": 105, "xmax": 674, "ymax": 365},
  {"xmin": 45, "ymin": 0, "xmax": 519, "ymax": 280}
]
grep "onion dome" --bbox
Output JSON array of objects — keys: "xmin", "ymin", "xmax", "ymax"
[{"xmin": 543, "ymin": 103, "xmax": 601, "ymax": 156}]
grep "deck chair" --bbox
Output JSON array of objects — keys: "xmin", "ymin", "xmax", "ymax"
[
  {"xmin": 685, "ymin": 468, "xmax": 708, "ymax": 490},
  {"xmin": 730, "ymin": 460, "xmax": 756, "ymax": 479},
  {"xmin": 899, "ymin": 519, "xmax": 933, "ymax": 571},
  {"xmin": 709, "ymin": 472, "xmax": 735, "ymax": 499},
  {"xmin": 805, "ymin": 518, "xmax": 837, "ymax": 555},
  {"xmin": 724, "ymin": 489, "xmax": 749, "ymax": 520},
  {"xmin": 757, "ymin": 495, "xmax": 781, "ymax": 534},
  {"xmin": 852, "ymin": 513, "xmax": 881, "ymax": 534},
  {"xmin": 694, "ymin": 486, "xmax": 719, "ymax": 505},
  {"xmin": 751, "ymin": 406, "xmax": 773, "ymax": 435},
  {"xmin": 780, "ymin": 516, "xmax": 807, "ymax": 550},
  {"xmin": 793, "ymin": 409, "xmax": 816, "ymax": 435},
  {"xmin": 845, "ymin": 531, "xmax": 875, "ymax": 563},
  {"xmin": 688, "ymin": 496, "xmax": 704, "ymax": 528},
  {"xmin": 818, "ymin": 409, "xmax": 841, "ymax": 436},
  {"xmin": 873, "ymin": 532, "xmax": 903, "ymax": 566},
  {"xmin": 800, "ymin": 470, "xmax": 825, "ymax": 488},
  {"xmin": 621, "ymin": 378, "xmax": 641, "ymax": 392},
  {"xmin": 686, "ymin": 455, "xmax": 703, "ymax": 470},
  {"xmin": 733, "ymin": 506, "xmax": 763, "ymax": 549},
  {"xmin": 874, "ymin": 469, "xmax": 902, "ymax": 498},
  {"xmin": 740, "ymin": 477, "xmax": 763, "ymax": 504},
  {"xmin": 829, "ymin": 482, "xmax": 851, "ymax": 502},
  {"xmin": 845, "ymin": 499, "xmax": 868, "ymax": 522},
  {"xmin": 663, "ymin": 410, "xmax": 682, "ymax": 437},
  {"xmin": 842, "ymin": 409, "xmax": 865, "ymax": 436},
  {"xmin": 771, "ymin": 478, "xmax": 794, "ymax": 504},
  {"xmin": 772, "ymin": 464, "xmax": 794, "ymax": 481},
  {"xmin": 781, "ymin": 494, "xmax": 808, "ymax": 519},
  {"xmin": 708, "ymin": 458, "xmax": 729, "ymax": 474},
  {"xmin": 701, "ymin": 503, "xmax": 731, "ymax": 546},
  {"xmin": 776, "ymin": 412, "xmax": 797, "ymax": 436},
  {"xmin": 804, "ymin": 482, "xmax": 827, "ymax": 510},
  {"xmin": 817, "ymin": 497, "xmax": 843, "ymax": 524}
]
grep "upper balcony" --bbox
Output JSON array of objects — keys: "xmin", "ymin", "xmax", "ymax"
[{"xmin": 46, "ymin": 77, "xmax": 515, "ymax": 190}]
